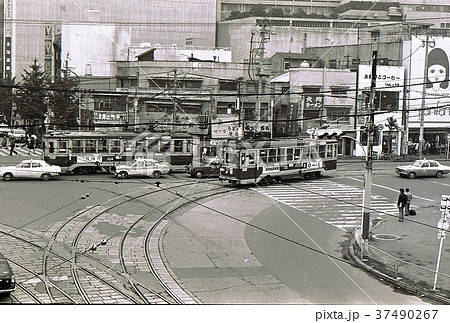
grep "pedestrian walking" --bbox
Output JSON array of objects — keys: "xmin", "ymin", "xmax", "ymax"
[
  {"xmin": 405, "ymin": 188, "xmax": 413, "ymax": 216},
  {"xmin": 9, "ymin": 137, "xmax": 18, "ymax": 155},
  {"xmin": 397, "ymin": 188, "xmax": 408, "ymax": 222},
  {"xmin": 28, "ymin": 134, "xmax": 36, "ymax": 154}
]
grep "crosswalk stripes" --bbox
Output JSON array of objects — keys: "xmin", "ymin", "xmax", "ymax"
[
  {"xmin": 252, "ymin": 179, "xmax": 399, "ymax": 232},
  {"xmin": 0, "ymin": 147, "xmax": 43, "ymax": 157}
]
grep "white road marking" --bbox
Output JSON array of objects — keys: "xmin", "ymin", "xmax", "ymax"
[{"xmin": 347, "ymin": 177, "xmax": 435, "ymax": 202}]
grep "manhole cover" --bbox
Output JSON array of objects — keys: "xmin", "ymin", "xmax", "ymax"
[{"xmin": 372, "ymin": 233, "xmax": 401, "ymax": 241}]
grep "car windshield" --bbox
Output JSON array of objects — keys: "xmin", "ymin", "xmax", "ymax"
[
  {"xmin": 411, "ymin": 161, "xmax": 422, "ymax": 167},
  {"xmin": 0, "ymin": 260, "xmax": 10, "ymax": 274}
]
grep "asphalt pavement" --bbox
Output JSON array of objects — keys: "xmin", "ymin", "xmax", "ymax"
[
  {"xmin": 347, "ymin": 154, "xmax": 450, "ymax": 304},
  {"xmin": 2, "ymin": 148, "xmax": 450, "ymax": 304}
]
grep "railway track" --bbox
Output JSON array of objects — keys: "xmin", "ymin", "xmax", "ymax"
[{"xmin": 1, "ymin": 179, "xmax": 235, "ymax": 304}]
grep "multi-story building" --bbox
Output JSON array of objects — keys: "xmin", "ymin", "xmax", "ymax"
[{"xmin": 0, "ymin": 0, "xmax": 216, "ymax": 80}]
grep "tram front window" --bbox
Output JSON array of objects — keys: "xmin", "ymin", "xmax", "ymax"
[{"xmin": 224, "ymin": 152, "xmax": 237, "ymax": 165}]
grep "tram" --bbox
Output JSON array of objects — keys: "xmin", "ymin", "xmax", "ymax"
[
  {"xmin": 219, "ymin": 137, "xmax": 338, "ymax": 185},
  {"xmin": 42, "ymin": 131, "xmax": 195, "ymax": 174}
]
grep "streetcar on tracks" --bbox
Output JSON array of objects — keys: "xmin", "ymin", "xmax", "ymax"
[
  {"xmin": 42, "ymin": 131, "xmax": 195, "ymax": 174},
  {"xmin": 219, "ymin": 137, "xmax": 338, "ymax": 185}
]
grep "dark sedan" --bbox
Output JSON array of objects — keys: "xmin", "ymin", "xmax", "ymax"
[
  {"xmin": 0, "ymin": 253, "xmax": 15, "ymax": 297},
  {"xmin": 186, "ymin": 159, "xmax": 221, "ymax": 178}
]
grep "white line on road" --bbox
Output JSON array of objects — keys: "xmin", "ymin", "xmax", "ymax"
[{"xmin": 347, "ymin": 177, "xmax": 435, "ymax": 202}]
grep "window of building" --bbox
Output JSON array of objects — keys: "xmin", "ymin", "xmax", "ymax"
[
  {"xmin": 327, "ymin": 107, "xmax": 350, "ymax": 123},
  {"xmin": 219, "ymin": 81, "xmax": 238, "ymax": 91},
  {"xmin": 331, "ymin": 86, "xmax": 349, "ymax": 96},
  {"xmin": 148, "ymin": 79, "xmax": 169, "ymax": 88}
]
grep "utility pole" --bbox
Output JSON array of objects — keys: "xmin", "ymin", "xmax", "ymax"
[
  {"xmin": 361, "ymin": 50, "xmax": 377, "ymax": 242},
  {"xmin": 255, "ymin": 20, "xmax": 271, "ymax": 136},
  {"xmin": 418, "ymin": 32, "xmax": 430, "ymax": 159}
]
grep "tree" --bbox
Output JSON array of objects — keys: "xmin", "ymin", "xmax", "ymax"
[
  {"xmin": 0, "ymin": 77, "xmax": 16, "ymax": 125},
  {"xmin": 15, "ymin": 59, "xmax": 50, "ymax": 128},
  {"xmin": 48, "ymin": 75, "xmax": 79, "ymax": 130},
  {"xmin": 385, "ymin": 116, "xmax": 400, "ymax": 155}
]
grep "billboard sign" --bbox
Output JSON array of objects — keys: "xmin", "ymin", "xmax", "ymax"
[
  {"xmin": 408, "ymin": 36, "xmax": 450, "ymax": 127},
  {"xmin": 358, "ymin": 65, "xmax": 404, "ymax": 92}
]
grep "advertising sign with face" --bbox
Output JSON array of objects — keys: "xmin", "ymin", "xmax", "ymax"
[{"xmin": 408, "ymin": 36, "xmax": 450, "ymax": 127}]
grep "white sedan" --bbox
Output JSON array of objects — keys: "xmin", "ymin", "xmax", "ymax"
[
  {"xmin": 0, "ymin": 159, "xmax": 62, "ymax": 181},
  {"xmin": 115, "ymin": 158, "xmax": 171, "ymax": 179},
  {"xmin": 395, "ymin": 159, "xmax": 450, "ymax": 179}
]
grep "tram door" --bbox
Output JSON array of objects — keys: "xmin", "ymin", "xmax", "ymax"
[{"xmin": 239, "ymin": 150, "xmax": 257, "ymax": 180}]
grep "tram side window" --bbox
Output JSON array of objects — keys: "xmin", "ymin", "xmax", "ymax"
[
  {"xmin": 303, "ymin": 147, "xmax": 310, "ymax": 159},
  {"xmin": 319, "ymin": 145, "xmax": 326, "ymax": 158},
  {"xmin": 248, "ymin": 152, "xmax": 255, "ymax": 165},
  {"xmin": 286, "ymin": 148, "xmax": 294, "ymax": 161},
  {"xmin": 146, "ymin": 139, "xmax": 159, "ymax": 153},
  {"xmin": 161, "ymin": 140, "xmax": 170, "ymax": 152},
  {"xmin": 110, "ymin": 140, "xmax": 121, "ymax": 153},
  {"xmin": 268, "ymin": 148, "xmax": 277, "ymax": 163},
  {"xmin": 98, "ymin": 139, "xmax": 108, "ymax": 152},
  {"xmin": 72, "ymin": 139, "xmax": 83, "ymax": 153},
  {"xmin": 310, "ymin": 146, "xmax": 318, "ymax": 158},
  {"xmin": 174, "ymin": 140, "xmax": 183, "ymax": 153},
  {"xmin": 86, "ymin": 139, "xmax": 96, "ymax": 153},
  {"xmin": 186, "ymin": 140, "xmax": 192, "ymax": 153},
  {"xmin": 294, "ymin": 148, "xmax": 302, "ymax": 160},
  {"xmin": 260, "ymin": 149, "xmax": 268, "ymax": 163}
]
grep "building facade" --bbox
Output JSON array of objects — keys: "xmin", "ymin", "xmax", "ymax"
[{"xmin": 1, "ymin": 0, "xmax": 216, "ymax": 80}]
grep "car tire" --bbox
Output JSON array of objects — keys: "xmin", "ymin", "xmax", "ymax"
[
  {"xmin": 152, "ymin": 170, "xmax": 162, "ymax": 179},
  {"xmin": 118, "ymin": 171, "xmax": 128, "ymax": 179},
  {"xmin": 194, "ymin": 170, "xmax": 204, "ymax": 178},
  {"xmin": 3, "ymin": 173, "xmax": 13, "ymax": 181},
  {"xmin": 407, "ymin": 172, "xmax": 416, "ymax": 179},
  {"xmin": 41, "ymin": 173, "xmax": 51, "ymax": 181},
  {"xmin": 436, "ymin": 171, "xmax": 444, "ymax": 178}
]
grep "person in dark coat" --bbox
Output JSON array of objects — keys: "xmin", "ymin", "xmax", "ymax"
[
  {"xmin": 397, "ymin": 188, "xmax": 408, "ymax": 222},
  {"xmin": 9, "ymin": 137, "xmax": 18, "ymax": 155}
]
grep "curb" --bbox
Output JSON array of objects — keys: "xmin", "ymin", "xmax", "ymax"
[{"xmin": 347, "ymin": 235, "xmax": 450, "ymax": 305}]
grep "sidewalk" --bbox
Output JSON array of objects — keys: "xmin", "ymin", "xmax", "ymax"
[{"xmin": 348, "ymin": 203, "xmax": 450, "ymax": 304}]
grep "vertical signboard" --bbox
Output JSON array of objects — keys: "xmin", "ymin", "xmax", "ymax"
[
  {"xmin": 4, "ymin": 0, "xmax": 13, "ymax": 79},
  {"xmin": 408, "ymin": 36, "xmax": 450, "ymax": 128},
  {"xmin": 44, "ymin": 24, "xmax": 53, "ymax": 77}
]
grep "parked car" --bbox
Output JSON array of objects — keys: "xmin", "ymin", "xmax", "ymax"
[
  {"xmin": 115, "ymin": 158, "xmax": 171, "ymax": 179},
  {"xmin": 0, "ymin": 252, "xmax": 15, "ymax": 297},
  {"xmin": 186, "ymin": 158, "xmax": 221, "ymax": 178},
  {"xmin": 395, "ymin": 159, "xmax": 450, "ymax": 179},
  {"xmin": 0, "ymin": 159, "xmax": 62, "ymax": 181}
]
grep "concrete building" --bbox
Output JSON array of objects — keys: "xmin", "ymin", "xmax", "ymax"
[{"xmin": 1, "ymin": 0, "xmax": 216, "ymax": 80}]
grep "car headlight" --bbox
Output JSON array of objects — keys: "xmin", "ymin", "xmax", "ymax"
[{"xmin": 11, "ymin": 274, "xmax": 15, "ymax": 284}]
